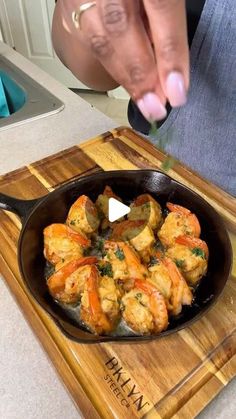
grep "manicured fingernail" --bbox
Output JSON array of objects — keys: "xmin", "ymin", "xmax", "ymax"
[
  {"xmin": 137, "ymin": 93, "xmax": 167, "ymax": 122},
  {"xmin": 166, "ymin": 71, "xmax": 187, "ymax": 107}
]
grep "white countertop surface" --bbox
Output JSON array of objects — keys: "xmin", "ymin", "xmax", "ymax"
[
  {"xmin": 0, "ymin": 42, "xmax": 116, "ymax": 175},
  {"xmin": 0, "ymin": 42, "xmax": 235, "ymax": 419}
]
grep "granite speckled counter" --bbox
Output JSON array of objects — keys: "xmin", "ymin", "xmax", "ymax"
[{"xmin": 0, "ymin": 41, "xmax": 235, "ymax": 419}]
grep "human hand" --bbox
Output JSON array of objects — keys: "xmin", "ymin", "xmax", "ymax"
[{"xmin": 70, "ymin": 0, "xmax": 189, "ymax": 121}]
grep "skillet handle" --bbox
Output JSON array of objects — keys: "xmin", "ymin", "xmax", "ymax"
[{"xmin": 0, "ymin": 193, "xmax": 39, "ymax": 222}]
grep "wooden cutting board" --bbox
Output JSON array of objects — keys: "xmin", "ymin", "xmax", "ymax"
[{"xmin": 0, "ymin": 127, "xmax": 235, "ymax": 419}]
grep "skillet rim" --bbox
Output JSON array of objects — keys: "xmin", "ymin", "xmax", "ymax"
[{"xmin": 17, "ymin": 169, "xmax": 233, "ymax": 343}]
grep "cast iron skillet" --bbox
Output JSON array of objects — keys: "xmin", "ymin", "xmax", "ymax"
[{"xmin": 0, "ymin": 170, "xmax": 232, "ymax": 343}]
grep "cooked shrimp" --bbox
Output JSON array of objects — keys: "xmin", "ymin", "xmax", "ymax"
[
  {"xmin": 104, "ymin": 241, "xmax": 148, "ymax": 288},
  {"xmin": 175, "ymin": 235, "xmax": 209, "ymax": 258},
  {"xmin": 134, "ymin": 279, "xmax": 169, "ymax": 332},
  {"xmin": 44, "ymin": 189, "xmax": 207, "ymax": 337},
  {"xmin": 163, "ymin": 257, "xmax": 193, "ymax": 315},
  {"xmin": 81, "ymin": 266, "xmax": 118, "ymax": 334},
  {"xmin": 99, "ymin": 276, "xmax": 121, "ymax": 323},
  {"xmin": 167, "ymin": 235, "xmax": 209, "ymax": 285},
  {"xmin": 103, "ymin": 241, "xmax": 129, "ymax": 282},
  {"xmin": 158, "ymin": 202, "xmax": 201, "ymax": 247},
  {"xmin": 166, "ymin": 203, "xmax": 201, "ymax": 236},
  {"xmin": 122, "ymin": 279, "xmax": 168, "ymax": 334},
  {"xmin": 120, "ymin": 242, "xmax": 148, "ymax": 280},
  {"xmin": 44, "ymin": 223, "xmax": 90, "ymax": 265},
  {"xmin": 148, "ymin": 262, "xmax": 172, "ymax": 302},
  {"xmin": 121, "ymin": 289, "xmax": 154, "ymax": 334},
  {"xmin": 67, "ymin": 195, "xmax": 100, "ymax": 234},
  {"xmin": 112, "ymin": 220, "xmax": 155, "ymax": 263},
  {"xmin": 47, "ymin": 256, "xmax": 98, "ymax": 303},
  {"xmin": 128, "ymin": 194, "xmax": 162, "ymax": 230}
]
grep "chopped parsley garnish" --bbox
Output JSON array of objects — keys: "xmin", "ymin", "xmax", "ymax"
[
  {"xmin": 175, "ymin": 259, "xmax": 185, "ymax": 269},
  {"xmin": 120, "ymin": 301, "xmax": 125, "ymax": 312},
  {"xmin": 191, "ymin": 247, "xmax": 206, "ymax": 259},
  {"xmin": 45, "ymin": 262, "xmax": 55, "ymax": 281},
  {"xmin": 115, "ymin": 247, "xmax": 125, "ymax": 261},
  {"xmin": 98, "ymin": 262, "xmax": 113, "ymax": 278},
  {"xmin": 135, "ymin": 293, "xmax": 146, "ymax": 307},
  {"xmin": 97, "ymin": 207, "xmax": 104, "ymax": 220},
  {"xmin": 149, "ymin": 121, "xmax": 158, "ymax": 137},
  {"xmin": 161, "ymin": 156, "xmax": 176, "ymax": 172},
  {"xmin": 148, "ymin": 124, "xmax": 176, "ymax": 172},
  {"xmin": 149, "ymin": 256, "xmax": 159, "ymax": 266},
  {"xmin": 70, "ymin": 220, "xmax": 76, "ymax": 226},
  {"xmin": 163, "ymin": 208, "xmax": 169, "ymax": 217},
  {"xmin": 95, "ymin": 238, "xmax": 105, "ymax": 253},
  {"xmin": 153, "ymin": 241, "xmax": 165, "ymax": 252},
  {"xmin": 83, "ymin": 247, "xmax": 91, "ymax": 256}
]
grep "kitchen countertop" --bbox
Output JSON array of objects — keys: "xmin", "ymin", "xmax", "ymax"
[
  {"xmin": 0, "ymin": 42, "xmax": 116, "ymax": 175},
  {"xmin": 0, "ymin": 41, "xmax": 235, "ymax": 419}
]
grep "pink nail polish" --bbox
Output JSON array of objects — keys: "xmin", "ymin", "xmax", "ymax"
[
  {"xmin": 137, "ymin": 93, "xmax": 167, "ymax": 122},
  {"xmin": 166, "ymin": 72, "xmax": 187, "ymax": 107}
]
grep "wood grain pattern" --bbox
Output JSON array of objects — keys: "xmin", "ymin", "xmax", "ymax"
[{"xmin": 0, "ymin": 127, "xmax": 235, "ymax": 419}]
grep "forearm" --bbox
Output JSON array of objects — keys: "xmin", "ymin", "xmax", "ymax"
[{"xmin": 52, "ymin": 1, "xmax": 119, "ymax": 91}]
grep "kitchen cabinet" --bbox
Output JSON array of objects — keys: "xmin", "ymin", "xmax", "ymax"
[{"xmin": 0, "ymin": 0, "xmax": 88, "ymax": 88}]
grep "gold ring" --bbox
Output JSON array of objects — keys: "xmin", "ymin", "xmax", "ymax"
[{"xmin": 72, "ymin": 1, "xmax": 97, "ymax": 30}]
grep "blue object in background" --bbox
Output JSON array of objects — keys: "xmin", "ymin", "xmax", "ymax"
[
  {"xmin": 0, "ymin": 75, "xmax": 10, "ymax": 117},
  {"xmin": 0, "ymin": 71, "xmax": 26, "ymax": 118}
]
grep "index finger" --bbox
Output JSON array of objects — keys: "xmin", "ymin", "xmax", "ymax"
[{"xmin": 143, "ymin": 0, "xmax": 189, "ymax": 107}]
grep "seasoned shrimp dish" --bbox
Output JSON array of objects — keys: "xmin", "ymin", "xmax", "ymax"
[{"xmin": 43, "ymin": 187, "xmax": 209, "ymax": 336}]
